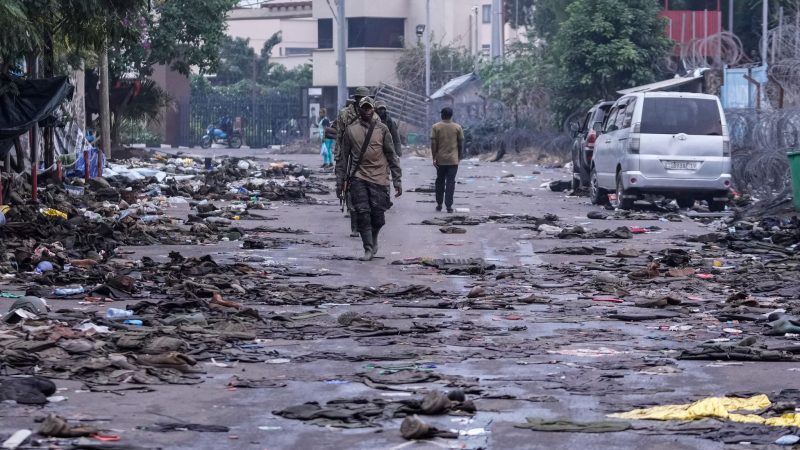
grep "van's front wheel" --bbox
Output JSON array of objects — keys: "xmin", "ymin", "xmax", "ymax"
[{"xmin": 589, "ymin": 168, "xmax": 607, "ymax": 205}]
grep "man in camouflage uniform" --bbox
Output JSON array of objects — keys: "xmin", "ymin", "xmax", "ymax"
[
  {"xmin": 376, "ymin": 100, "xmax": 401, "ymax": 157},
  {"xmin": 325, "ymin": 87, "xmax": 372, "ymax": 236},
  {"xmin": 336, "ymin": 97, "xmax": 402, "ymax": 261}
]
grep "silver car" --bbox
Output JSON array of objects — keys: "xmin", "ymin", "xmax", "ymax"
[{"xmin": 589, "ymin": 92, "xmax": 732, "ymax": 211}]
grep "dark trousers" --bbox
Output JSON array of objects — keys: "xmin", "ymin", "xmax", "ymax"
[
  {"xmin": 349, "ymin": 178, "xmax": 391, "ymax": 234},
  {"xmin": 435, "ymin": 164, "xmax": 459, "ymax": 208}
]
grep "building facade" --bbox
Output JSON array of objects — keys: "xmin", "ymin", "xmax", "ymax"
[
  {"xmin": 311, "ymin": 0, "xmax": 518, "ymax": 90},
  {"xmin": 227, "ymin": 1, "xmax": 316, "ymax": 69}
]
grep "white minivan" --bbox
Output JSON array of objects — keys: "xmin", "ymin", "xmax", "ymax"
[{"xmin": 589, "ymin": 92, "xmax": 732, "ymax": 211}]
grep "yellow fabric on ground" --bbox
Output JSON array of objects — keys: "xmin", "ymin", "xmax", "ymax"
[
  {"xmin": 609, "ymin": 394, "xmax": 775, "ymax": 424},
  {"xmin": 765, "ymin": 413, "xmax": 800, "ymax": 427}
]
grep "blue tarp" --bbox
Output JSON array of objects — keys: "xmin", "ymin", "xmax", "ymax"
[{"xmin": 68, "ymin": 146, "xmax": 106, "ymax": 178}]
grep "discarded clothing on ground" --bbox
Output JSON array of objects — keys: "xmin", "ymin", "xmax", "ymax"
[
  {"xmin": 0, "ymin": 376, "xmax": 56, "ymax": 405},
  {"xmin": 609, "ymin": 394, "xmax": 800, "ymax": 427},
  {"xmin": 514, "ymin": 418, "xmax": 632, "ymax": 433},
  {"xmin": 273, "ymin": 391, "xmax": 476, "ymax": 428}
]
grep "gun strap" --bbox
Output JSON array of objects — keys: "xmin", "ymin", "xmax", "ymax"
[{"xmin": 346, "ymin": 120, "xmax": 377, "ymax": 186}]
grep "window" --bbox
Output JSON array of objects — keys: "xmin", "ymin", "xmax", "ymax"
[
  {"xmin": 482, "ymin": 5, "xmax": 491, "ymax": 23},
  {"xmin": 581, "ymin": 112, "xmax": 592, "ymax": 133},
  {"xmin": 640, "ymin": 97, "xmax": 722, "ymax": 135},
  {"xmin": 481, "ymin": 44, "xmax": 490, "ymax": 56},
  {"xmin": 594, "ymin": 104, "xmax": 613, "ymax": 128},
  {"xmin": 604, "ymin": 107, "xmax": 620, "ymax": 133},
  {"xmin": 286, "ymin": 47, "xmax": 313, "ymax": 56},
  {"xmin": 621, "ymin": 99, "xmax": 637, "ymax": 129},
  {"xmin": 318, "ymin": 19, "xmax": 332, "ymax": 49},
  {"xmin": 347, "ymin": 17, "xmax": 405, "ymax": 48},
  {"xmin": 614, "ymin": 103, "xmax": 628, "ymax": 130}
]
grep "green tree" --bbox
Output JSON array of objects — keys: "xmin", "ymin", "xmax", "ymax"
[
  {"xmin": 145, "ymin": 0, "xmax": 238, "ymax": 76},
  {"xmin": 210, "ymin": 32, "xmax": 282, "ymax": 86},
  {"xmin": 548, "ymin": 0, "xmax": 672, "ymax": 122},
  {"xmin": 480, "ymin": 38, "xmax": 552, "ymax": 130},
  {"xmin": 530, "ymin": 0, "xmax": 577, "ymax": 43},
  {"xmin": 109, "ymin": 0, "xmax": 238, "ymax": 79},
  {"xmin": 213, "ymin": 36, "xmax": 258, "ymax": 85},
  {"xmin": 0, "ymin": 0, "xmax": 146, "ymax": 76},
  {"xmin": 266, "ymin": 63, "xmax": 312, "ymax": 96}
]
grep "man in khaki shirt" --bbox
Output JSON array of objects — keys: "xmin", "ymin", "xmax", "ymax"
[
  {"xmin": 430, "ymin": 107, "xmax": 464, "ymax": 213},
  {"xmin": 327, "ymin": 87, "xmax": 371, "ymax": 237},
  {"xmin": 336, "ymin": 97, "xmax": 402, "ymax": 261}
]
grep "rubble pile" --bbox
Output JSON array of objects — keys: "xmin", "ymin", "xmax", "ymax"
[{"xmin": 0, "ymin": 154, "xmax": 327, "ymax": 275}]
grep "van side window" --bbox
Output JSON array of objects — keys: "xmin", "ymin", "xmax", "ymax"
[
  {"xmin": 614, "ymin": 103, "xmax": 629, "ymax": 130},
  {"xmin": 581, "ymin": 112, "xmax": 592, "ymax": 132},
  {"xmin": 604, "ymin": 107, "xmax": 620, "ymax": 132},
  {"xmin": 621, "ymin": 99, "xmax": 637, "ymax": 129}
]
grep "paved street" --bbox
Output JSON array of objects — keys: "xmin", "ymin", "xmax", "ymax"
[{"xmin": 1, "ymin": 148, "xmax": 797, "ymax": 449}]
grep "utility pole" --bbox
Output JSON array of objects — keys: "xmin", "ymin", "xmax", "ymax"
[
  {"xmin": 336, "ymin": 0, "xmax": 347, "ymax": 110},
  {"xmin": 491, "ymin": 0, "xmax": 503, "ymax": 62},
  {"xmin": 425, "ymin": 0, "xmax": 431, "ymax": 98},
  {"xmin": 473, "ymin": 7, "xmax": 480, "ymax": 72},
  {"xmin": 728, "ymin": 0, "xmax": 734, "ymax": 32},
  {"xmin": 100, "ymin": 45, "xmax": 111, "ymax": 164},
  {"xmin": 761, "ymin": 0, "xmax": 768, "ymax": 65}
]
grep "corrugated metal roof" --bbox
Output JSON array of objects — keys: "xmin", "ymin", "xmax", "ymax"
[
  {"xmin": 430, "ymin": 72, "xmax": 478, "ymax": 100},
  {"xmin": 617, "ymin": 75, "xmax": 703, "ymax": 95}
]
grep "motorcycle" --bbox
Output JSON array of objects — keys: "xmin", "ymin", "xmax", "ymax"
[{"xmin": 200, "ymin": 122, "xmax": 242, "ymax": 149}]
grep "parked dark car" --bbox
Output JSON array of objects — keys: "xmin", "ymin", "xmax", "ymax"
[{"xmin": 571, "ymin": 101, "xmax": 614, "ymax": 190}]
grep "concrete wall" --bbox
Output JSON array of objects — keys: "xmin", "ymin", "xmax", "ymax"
[
  {"xmin": 313, "ymin": 48, "xmax": 403, "ymax": 87},
  {"xmin": 150, "ymin": 64, "xmax": 190, "ymax": 146}
]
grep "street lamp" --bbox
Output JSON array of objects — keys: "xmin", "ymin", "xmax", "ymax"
[{"xmin": 416, "ymin": 24, "xmax": 425, "ymax": 45}]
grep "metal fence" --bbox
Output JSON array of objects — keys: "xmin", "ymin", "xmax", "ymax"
[{"xmin": 187, "ymin": 95, "xmax": 303, "ymax": 148}]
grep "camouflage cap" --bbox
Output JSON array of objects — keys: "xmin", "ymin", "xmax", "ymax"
[
  {"xmin": 353, "ymin": 86, "xmax": 371, "ymax": 97},
  {"xmin": 375, "ymin": 100, "xmax": 387, "ymax": 110},
  {"xmin": 358, "ymin": 96, "xmax": 375, "ymax": 108}
]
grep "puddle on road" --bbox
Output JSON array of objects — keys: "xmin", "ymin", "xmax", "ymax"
[
  {"xmin": 479, "ymin": 239, "xmax": 544, "ymax": 268},
  {"xmin": 516, "ymin": 241, "xmax": 544, "ymax": 267}
]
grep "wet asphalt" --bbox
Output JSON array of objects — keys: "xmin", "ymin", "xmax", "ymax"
[{"xmin": 1, "ymin": 147, "xmax": 795, "ymax": 450}]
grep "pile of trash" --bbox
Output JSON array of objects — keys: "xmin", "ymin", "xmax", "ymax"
[
  {"xmin": 103, "ymin": 156, "xmax": 327, "ymax": 202},
  {"xmin": 0, "ymin": 153, "xmax": 330, "ymax": 275}
]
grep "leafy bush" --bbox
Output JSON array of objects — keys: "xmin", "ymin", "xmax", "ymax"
[{"xmin": 120, "ymin": 121, "xmax": 162, "ymax": 147}]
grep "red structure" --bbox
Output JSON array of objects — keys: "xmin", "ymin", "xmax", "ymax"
[{"xmin": 659, "ymin": 0, "xmax": 722, "ymax": 54}]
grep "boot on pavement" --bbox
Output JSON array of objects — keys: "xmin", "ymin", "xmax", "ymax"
[
  {"xmin": 350, "ymin": 215, "xmax": 359, "ymax": 237},
  {"xmin": 359, "ymin": 231, "xmax": 374, "ymax": 261},
  {"xmin": 371, "ymin": 227, "xmax": 381, "ymax": 257}
]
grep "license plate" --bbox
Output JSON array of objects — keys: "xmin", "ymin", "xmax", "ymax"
[{"xmin": 663, "ymin": 160, "xmax": 699, "ymax": 170}]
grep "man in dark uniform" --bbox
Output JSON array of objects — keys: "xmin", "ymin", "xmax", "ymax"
[
  {"xmin": 376, "ymin": 100, "xmax": 401, "ymax": 157},
  {"xmin": 336, "ymin": 97, "xmax": 402, "ymax": 261}
]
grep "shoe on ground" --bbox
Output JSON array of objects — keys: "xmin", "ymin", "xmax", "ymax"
[
  {"xmin": 447, "ymin": 208, "xmax": 454, "ymax": 213},
  {"xmin": 435, "ymin": 205, "xmax": 442, "ymax": 212}
]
